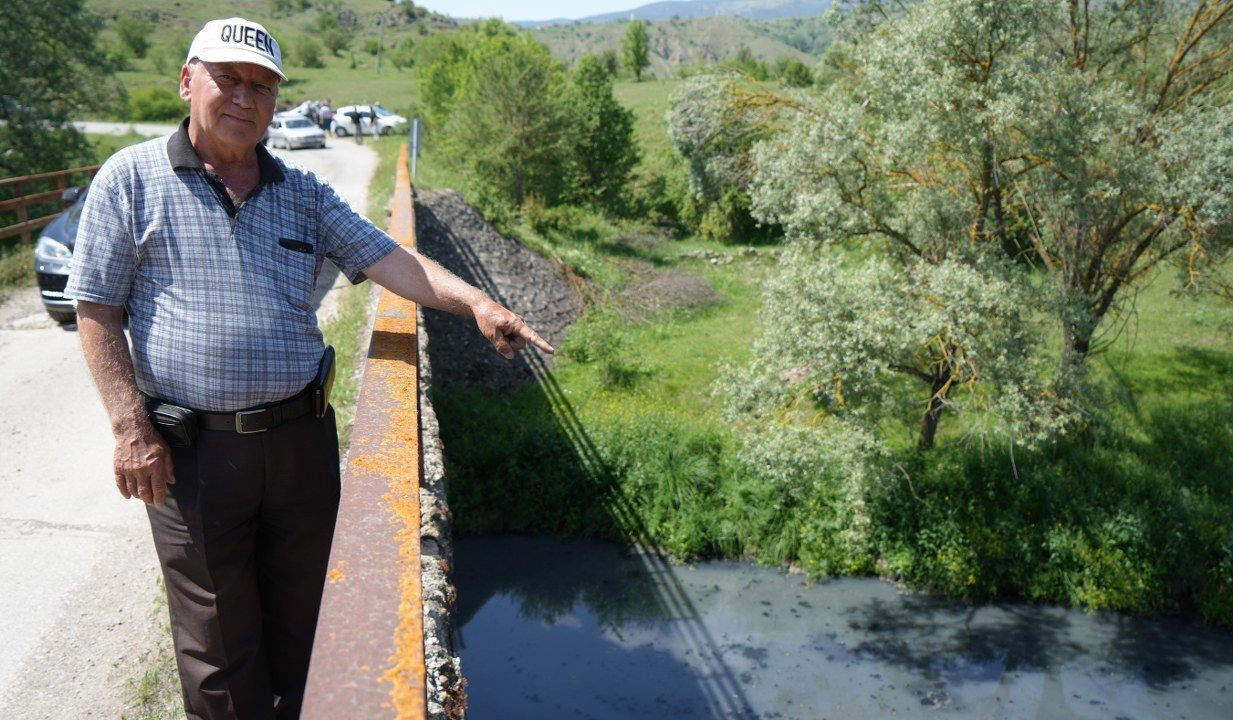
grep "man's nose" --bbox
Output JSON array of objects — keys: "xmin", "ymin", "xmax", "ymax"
[{"xmin": 232, "ymin": 83, "xmax": 256, "ymax": 108}]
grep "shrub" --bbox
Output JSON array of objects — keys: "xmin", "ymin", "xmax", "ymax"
[
  {"xmin": 293, "ymin": 35, "xmax": 324, "ymax": 69},
  {"xmin": 560, "ymin": 309, "xmax": 642, "ymax": 389},
  {"xmin": 126, "ymin": 86, "xmax": 183, "ymax": 121},
  {"xmin": 774, "ymin": 58, "xmax": 813, "ymax": 87},
  {"xmin": 390, "ymin": 35, "xmax": 415, "ymax": 70},
  {"xmin": 114, "ymin": 16, "xmax": 151, "ymax": 59}
]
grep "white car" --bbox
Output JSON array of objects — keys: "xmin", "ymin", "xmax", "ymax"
[
  {"xmin": 331, "ymin": 105, "xmax": 407, "ymax": 137},
  {"xmin": 267, "ymin": 116, "xmax": 327, "ymax": 150}
]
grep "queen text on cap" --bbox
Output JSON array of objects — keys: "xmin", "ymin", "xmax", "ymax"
[{"xmin": 186, "ymin": 17, "xmax": 287, "ymax": 81}]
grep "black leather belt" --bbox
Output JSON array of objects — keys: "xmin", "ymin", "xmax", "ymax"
[{"xmin": 197, "ymin": 391, "xmax": 314, "ymax": 434}]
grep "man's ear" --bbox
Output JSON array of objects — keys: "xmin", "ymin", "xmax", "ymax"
[{"xmin": 179, "ymin": 64, "xmax": 193, "ymax": 102}]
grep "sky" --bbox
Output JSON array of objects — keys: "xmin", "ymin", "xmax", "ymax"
[{"xmin": 414, "ymin": 1, "xmax": 647, "ymax": 22}]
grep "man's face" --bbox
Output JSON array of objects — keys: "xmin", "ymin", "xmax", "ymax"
[{"xmin": 179, "ymin": 60, "xmax": 279, "ymax": 152}]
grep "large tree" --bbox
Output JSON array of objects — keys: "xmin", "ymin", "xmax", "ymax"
[
  {"xmin": 749, "ymin": 0, "xmax": 1233, "ymax": 380},
  {"xmin": 666, "ymin": 73, "xmax": 791, "ymax": 239},
  {"xmin": 623, "ymin": 20, "xmax": 651, "ymax": 82},
  {"xmin": 0, "ymin": 0, "xmax": 116, "ymax": 179},
  {"xmin": 566, "ymin": 55, "xmax": 639, "ymax": 210},
  {"xmin": 430, "ymin": 23, "xmax": 573, "ymax": 209}
]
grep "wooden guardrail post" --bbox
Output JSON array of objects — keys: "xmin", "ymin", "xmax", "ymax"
[
  {"xmin": 302, "ymin": 144, "xmax": 427, "ymax": 719},
  {"xmin": 14, "ymin": 180, "xmax": 27, "ymax": 241}
]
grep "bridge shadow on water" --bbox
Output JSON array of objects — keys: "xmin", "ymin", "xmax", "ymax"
[{"xmin": 416, "ymin": 203, "xmax": 759, "ymax": 718}]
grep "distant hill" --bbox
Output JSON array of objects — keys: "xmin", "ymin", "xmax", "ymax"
[
  {"xmin": 517, "ymin": 0, "xmax": 833, "ymax": 28},
  {"xmin": 531, "ymin": 15, "xmax": 831, "ymax": 75},
  {"xmin": 85, "ymin": 0, "xmax": 458, "ymax": 62}
]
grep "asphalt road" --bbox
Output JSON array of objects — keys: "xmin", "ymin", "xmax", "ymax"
[{"xmin": 0, "ymin": 126, "xmax": 379, "ymax": 718}]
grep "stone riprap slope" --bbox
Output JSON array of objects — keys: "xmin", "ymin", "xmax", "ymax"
[{"xmin": 413, "ymin": 188, "xmax": 582, "ymax": 390}]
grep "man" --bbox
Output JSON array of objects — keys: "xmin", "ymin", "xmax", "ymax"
[
  {"xmin": 65, "ymin": 17, "xmax": 551, "ymax": 720},
  {"xmin": 317, "ymin": 100, "xmax": 333, "ymax": 132},
  {"xmin": 365, "ymin": 104, "xmax": 379, "ymax": 140},
  {"xmin": 346, "ymin": 105, "xmax": 363, "ymax": 144}
]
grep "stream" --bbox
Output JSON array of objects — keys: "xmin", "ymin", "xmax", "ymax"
[{"xmin": 453, "ymin": 535, "xmax": 1233, "ymax": 720}]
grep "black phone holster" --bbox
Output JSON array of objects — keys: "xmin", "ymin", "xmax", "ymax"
[
  {"xmin": 146, "ymin": 401, "xmax": 200, "ymax": 449},
  {"xmin": 313, "ymin": 345, "xmax": 336, "ymax": 418}
]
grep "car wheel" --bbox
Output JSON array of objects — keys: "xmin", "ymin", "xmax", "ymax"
[
  {"xmin": 380, "ymin": 126, "xmax": 392, "ymax": 136},
  {"xmin": 335, "ymin": 126, "xmax": 348, "ymax": 137},
  {"xmin": 47, "ymin": 309, "xmax": 76, "ymax": 325}
]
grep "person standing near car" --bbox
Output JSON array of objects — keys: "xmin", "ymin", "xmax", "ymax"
[
  {"xmin": 366, "ymin": 104, "xmax": 379, "ymax": 140},
  {"xmin": 64, "ymin": 16, "xmax": 552, "ymax": 720},
  {"xmin": 317, "ymin": 99, "xmax": 333, "ymax": 132},
  {"xmin": 346, "ymin": 105, "xmax": 363, "ymax": 144}
]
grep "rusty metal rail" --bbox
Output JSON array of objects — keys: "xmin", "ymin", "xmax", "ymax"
[
  {"xmin": 302, "ymin": 144, "xmax": 427, "ymax": 719},
  {"xmin": 0, "ymin": 164, "xmax": 100, "ymax": 242}
]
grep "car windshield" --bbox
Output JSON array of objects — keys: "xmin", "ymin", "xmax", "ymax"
[
  {"xmin": 286, "ymin": 119, "xmax": 313, "ymax": 128},
  {"xmin": 374, "ymin": 107, "xmax": 391, "ymax": 117}
]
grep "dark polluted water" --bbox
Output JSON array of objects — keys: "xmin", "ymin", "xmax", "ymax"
[{"xmin": 452, "ymin": 535, "xmax": 1233, "ymax": 720}]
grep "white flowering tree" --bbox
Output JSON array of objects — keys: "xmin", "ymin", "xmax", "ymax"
[
  {"xmin": 751, "ymin": 0, "xmax": 1233, "ymax": 376},
  {"xmin": 666, "ymin": 73, "xmax": 800, "ymax": 239},
  {"xmin": 724, "ymin": 247, "xmax": 1060, "ymax": 452}
]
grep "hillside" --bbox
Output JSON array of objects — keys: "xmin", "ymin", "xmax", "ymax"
[
  {"xmin": 532, "ymin": 15, "xmax": 826, "ymax": 75},
  {"xmin": 82, "ymin": 0, "xmax": 461, "ymax": 116},
  {"xmin": 518, "ymin": 0, "xmax": 832, "ymax": 27},
  {"xmin": 82, "ymin": 0, "xmax": 826, "ymax": 104},
  {"xmin": 87, "ymin": 0, "xmax": 458, "ymax": 42},
  {"xmin": 86, "ymin": 0, "xmax": 456, "ymax": 79}
]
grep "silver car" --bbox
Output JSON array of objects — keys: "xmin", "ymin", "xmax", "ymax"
[
  {"xmin": 267, "ymin": 116, "xmax": 327, "ymax": 150},
  {"xmin": 33, "ymin": 186, "xmax": 86, "ymax": 324}
]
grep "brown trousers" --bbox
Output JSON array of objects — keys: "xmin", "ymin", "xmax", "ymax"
[{"xmin": 146, "ymin": 408, "xmax": 341, "ymax": 720}]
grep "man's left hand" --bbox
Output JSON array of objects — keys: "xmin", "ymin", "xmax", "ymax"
[{"xmin": 472, "ymin": 298, "xmax": 555, "ymax": 359}]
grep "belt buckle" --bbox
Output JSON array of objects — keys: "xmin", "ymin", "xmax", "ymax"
[{"xmin": 235, "ymin": 408, "xmax": 271, "ymax": 434}]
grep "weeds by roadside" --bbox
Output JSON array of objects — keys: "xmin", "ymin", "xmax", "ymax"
[
  {"xmin": 322, "ymin": 280, "xmax": 377, "ymax": 457},
  {"xmin": 120, "ymin": 579, "xmax": 182, "ymax": 720}
]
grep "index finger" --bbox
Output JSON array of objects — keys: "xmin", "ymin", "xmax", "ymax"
[{"xmin": 518, "ymin": 324, "xmax": 554, "ymax": 354}]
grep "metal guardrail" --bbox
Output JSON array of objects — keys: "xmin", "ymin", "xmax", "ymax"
[
  {"xmin": 302, "ymin": 144, "xmax": 427, "ymax": 719},
  {"xmin": 0, "ymin": 165, "xmax": 100, "ymax": 242}
]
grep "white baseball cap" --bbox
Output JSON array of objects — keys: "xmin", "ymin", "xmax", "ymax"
[{"xmin": 186, "ymin": 17, "xmax": 287, "ymax": 81}]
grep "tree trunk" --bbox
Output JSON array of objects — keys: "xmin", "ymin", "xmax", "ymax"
[
  {"xmin": 1061, "ymin": 321, "xmax": 1092, "ymax": 375},
  {"xmin": 918, "ymin": 375, "xmax": 949, "ymax": 451}
]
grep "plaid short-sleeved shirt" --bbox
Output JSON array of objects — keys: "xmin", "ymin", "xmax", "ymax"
[{"xmin": 66, "ymin": 119, "xmax": 398, "ymax": 412}]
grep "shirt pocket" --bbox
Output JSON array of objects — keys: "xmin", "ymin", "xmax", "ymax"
[{"xmin": 271, "ymin": 238, "xmax": 319, "ymax": 311}]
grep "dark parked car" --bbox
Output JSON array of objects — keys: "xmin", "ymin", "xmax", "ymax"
[{"xmin": 33, "ymin": 185, "xmax": 87, "ymax": 324}]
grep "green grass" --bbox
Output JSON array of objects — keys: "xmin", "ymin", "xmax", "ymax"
[
  {"xmin": 120, "ymin": 580, "xmax": 183, "ymax": 720},
  {"xmin": 321, "ymin": 280, "xmax": 373, "ymax": 457},
  {"xmin": 0, "ymin": 243, "xmax": 36, "ymax": 298},
  {"xmin": 613, "ymin": 78, "xmax": 682, "ymax": 160}
]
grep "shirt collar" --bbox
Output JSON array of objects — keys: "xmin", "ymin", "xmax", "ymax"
[{"xmin": 166, "ymin": 116, "xmax": 285, "ymax": 184}]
